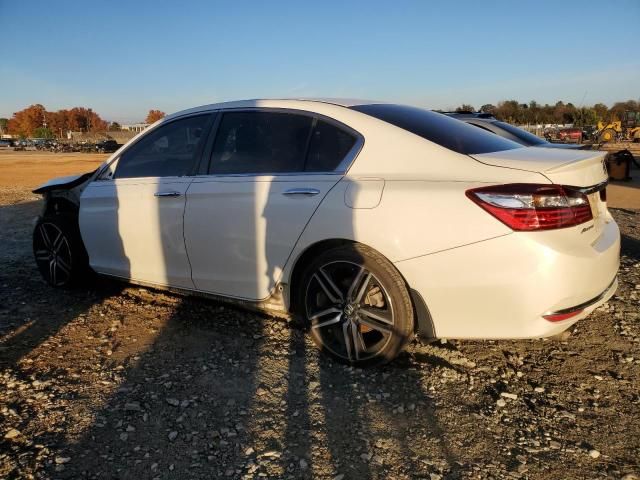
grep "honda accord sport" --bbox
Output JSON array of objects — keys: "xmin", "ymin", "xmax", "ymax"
[{"xmin": 32, "ymin": 99, "xmax": 620, "ymax": 366}]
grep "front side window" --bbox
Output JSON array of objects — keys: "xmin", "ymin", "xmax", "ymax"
[
  {"xmin": 115, "ymin": 114, "xmax": 211, "ymax": 179},
  {"xmin": 210, "ymin": 111, "xmax": 313, "ymax": 174}
]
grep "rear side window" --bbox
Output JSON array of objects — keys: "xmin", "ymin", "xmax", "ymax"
[
  {"xmin": 116, "ymin": 114, "xmax": 211, "ymax": 178},
  {"xmin": 210, "ymin": 111, "xmax": 312, "ymax": 174},
  {"xmin": 305, "ymin": 120, "xmax": 356, "ymax": 172},
  {"xmin": 351, "ymin": 104, "xmax": 521, "ymax": 155}
]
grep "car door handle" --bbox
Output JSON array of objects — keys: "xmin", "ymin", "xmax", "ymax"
[
  {"xmin": 282, "ymin": 188, "xmax": 321, "ymax": 197},
  {"xmin": 154, "ymin": 191, "xmax": 182, "ymax": 198}
]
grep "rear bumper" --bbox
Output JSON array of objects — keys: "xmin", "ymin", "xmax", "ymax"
[{"xmin": 396, "ymin": 218, "xmax": 620, "ymax": 339}]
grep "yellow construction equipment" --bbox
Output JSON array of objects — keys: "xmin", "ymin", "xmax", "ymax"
[{"xmin": 596, "ymin": 111, "xmax": 640, "ymax": 142}]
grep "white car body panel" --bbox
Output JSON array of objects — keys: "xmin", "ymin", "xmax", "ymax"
[
  {"xmin": 60, "ymin": 98, "xmax": 619, "ymax": 342},
  {"xmin": 184, "ymin": 174, "xmax": 340, "ymax": 300},
  {"xmin": 33, "ymin": 173, "xmax": 86, "ymax": 191},
  {"xmin": 79, "ymin": 177, "xmax": 194, "ymax": 288},
  {"xmin": 396, "ymin": 216, "xmax": 619, "ymax": 338}
]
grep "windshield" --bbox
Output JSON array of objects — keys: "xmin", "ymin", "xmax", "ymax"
[
  {"xmin": 350, "ymin": 104, "xmax": 521, "ymax": 155},
  {"xmin": 493, "ymin": 121, "xmax": 547, "ymax": 146}
]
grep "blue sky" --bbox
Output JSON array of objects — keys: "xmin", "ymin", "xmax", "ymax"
[{"xmin": 1, "ymin": 0, "xmax": 638, "ymax": 123}]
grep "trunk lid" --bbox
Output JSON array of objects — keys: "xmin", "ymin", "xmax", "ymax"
[
  {"xmin": 471, "ymin": 147, "xmax": 610, "ymax": 244},
  {"xmin": 471, "ymin": 147, "xmax": 608, "ymax": 187}
]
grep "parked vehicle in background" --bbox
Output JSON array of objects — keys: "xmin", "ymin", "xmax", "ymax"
[
  {"xmin": 95, "ymin": 139, "xmax": 120, "ymax": 153},
  {"xmin": 556, "ymin": 128, "xmax": 583, "ymax": 143},
  {"xmin": 596, "ymin": 111, "xmax": 640, "ymax": 143},
  {"xmin": 13, "ymin": 139, "xmax": 35, "ymax": 151},
  {"xmin": 31, "ymin": 99, "xmax": 619, "ymax": 366},
  {"xmin": 35, "ymin": 139, "xmax": 59, "ymax": 151},
  {"xmin": 0, "ymin": 139, "xmax": 14, "ymax": 148},
  {"xmin": 444, "ymin": 112, "xmax": 588, "ymax": 149},
  {"xmin": 581, "ymin": 125, "xmax": 597, "ymax": 142}
]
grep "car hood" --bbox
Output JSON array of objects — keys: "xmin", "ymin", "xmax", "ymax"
[{"xmin": 32, "ymin": 170, "xmax": 97, "ymax": 194}]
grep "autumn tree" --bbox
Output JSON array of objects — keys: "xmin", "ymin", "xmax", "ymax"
[
  {"xmin": 146, "ymin": 110, "xmax": 166, "ymax": 123},
  {"xmin": 7, "ymin": 105, "xmax": 108, "ymax": 137},
  {"xmin": 7, "ymin": 104, "xmax": 47, "ymax": 137}
]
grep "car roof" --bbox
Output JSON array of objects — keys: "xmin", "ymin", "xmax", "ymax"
[{"xmin": 165, "ymin": 98, "xmax": 382, "ymax": 121}]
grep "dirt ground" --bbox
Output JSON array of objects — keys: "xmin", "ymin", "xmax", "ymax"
[
  {"xmin": 0, "ymin": 151, "xmax": 108, "ymax": 188},
  {"xmin": 1, "ymin": 152, "xmax": 639, "ymax": 480}
]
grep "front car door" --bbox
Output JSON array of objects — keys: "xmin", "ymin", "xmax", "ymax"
[
  {"xmin": 184, "ymin": 109, "xmax": 361, "ymax": 300},
  {"xmin": 79, "ymin": 113, "xmax": 215, "ymax": 288}
]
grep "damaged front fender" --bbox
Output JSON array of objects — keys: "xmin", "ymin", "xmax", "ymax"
[
  {"xmin": 32, "ymin": 169, "xmax": 97, "ymax": 195},
  {"xmin": 33, "ymin": 168, "xmax": 99, "ymax": 219}
]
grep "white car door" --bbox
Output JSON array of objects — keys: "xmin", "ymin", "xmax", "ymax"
[
  {"xmin": 183, "ymin": 110, "xmax": 361, "ymax": 300},
  {"xmin": 79, "ymin": 113, "xmax": 215, "ymax": 288}
]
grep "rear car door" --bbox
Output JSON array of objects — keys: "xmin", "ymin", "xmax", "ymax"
[
  {"xmin": 184, "ymin": 109, "xmax": 361, "ymax": 300},
  {"xmin": 79, "ymin": 113, "xmax": 214, "ymax": 288}
]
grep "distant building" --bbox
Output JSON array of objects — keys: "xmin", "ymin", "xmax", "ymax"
[{"xmin": 121, "ymin": 123, "xmax": 149, "ymax": 133}]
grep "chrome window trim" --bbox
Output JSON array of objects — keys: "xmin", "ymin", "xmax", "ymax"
[
  {"xmin": 95, "ymin": 111, "xmax": 216, "ymax": 180},
  {"xmin": 191, "ymin": 172, "xmax": 343, "ymax": 180}
]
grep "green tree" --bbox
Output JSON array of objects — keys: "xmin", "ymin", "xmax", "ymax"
[
  {"xmin": 573, "ymin": 108, "xmax": 597, "ymax": 127},
  {"xmin": 592, "ymin": 103, "xmax": 608, "ymax": 122},
  {"xmin": 479, "ymin": 104, "xmax": 496, "ymax": 115},
  {"xmin": 609, "ymin": 100, "xmax": 639, "ymax": 121},
  {"xmin": 0, "ymin": 118, "xmax": 8, "ymax": 134},
  {"xmin": 33, "ymin": 127, "xmax": 55, "ymax": 138},
  {"xmin": 495, "ymin": 100, "xmax": 519, "ymax": 123},
  {"xmin": 109, "ymin": 122, "xmax": 121, "ymax": 131},
  {"xmin": 455, "ymin": 104, "xmax": 475, "ymax": 112}
]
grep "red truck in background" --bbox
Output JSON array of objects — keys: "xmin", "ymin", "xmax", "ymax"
[{"xmin": 556, "ymin": 128, "xmax": 583, "ymax": 143}]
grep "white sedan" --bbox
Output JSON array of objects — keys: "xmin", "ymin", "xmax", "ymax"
[{"xmin": 32, "ymin": 99, "xmax": 620, "ymax": 366}]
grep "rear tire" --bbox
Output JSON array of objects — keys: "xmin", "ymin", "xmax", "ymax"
[
  {"xmin": 297, "ymin": 244, "xmax": 414, "ymax": 367},
  {"xmin": 33, "ymin": 214, "xmax": 90, "ymax": 288}
]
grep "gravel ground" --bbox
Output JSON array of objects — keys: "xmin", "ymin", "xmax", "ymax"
[{"xmin": 0, "ymin": 187, "xmax": 639, "ymax": 480}]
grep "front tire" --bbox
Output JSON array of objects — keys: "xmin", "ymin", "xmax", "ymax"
[
  {"xmin": 33, "ymin": 215, "xmax": 89, "ymax": 288},
  {"xmin": 298, "ymin": 244, "xmax": 414, "ymax": 367}
]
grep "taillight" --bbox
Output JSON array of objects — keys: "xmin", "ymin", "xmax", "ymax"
[{"xmin": 466, "ymin": 184, "xmax": 593, "ymax": 231}]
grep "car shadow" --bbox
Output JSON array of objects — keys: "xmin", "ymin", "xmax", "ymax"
[
  {"xmin": 0, "ymin": 199, "xmax": 124, "ymax": 371},
  {"xmin": 38, "ymin": 294, "xmax": 461, "ymax": 479}
]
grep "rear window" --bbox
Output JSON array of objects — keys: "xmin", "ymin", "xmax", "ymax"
[
  {"xmin": 492, "ymin": 121, "xmax": 547, "ymax": 146},
  {"xmin": 305, "ymin": 120, "xmax": 356, "ymax": 172},
  {"xmin": 351, "ymin": 104, "xmax": 521, "ymax": 155}
]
